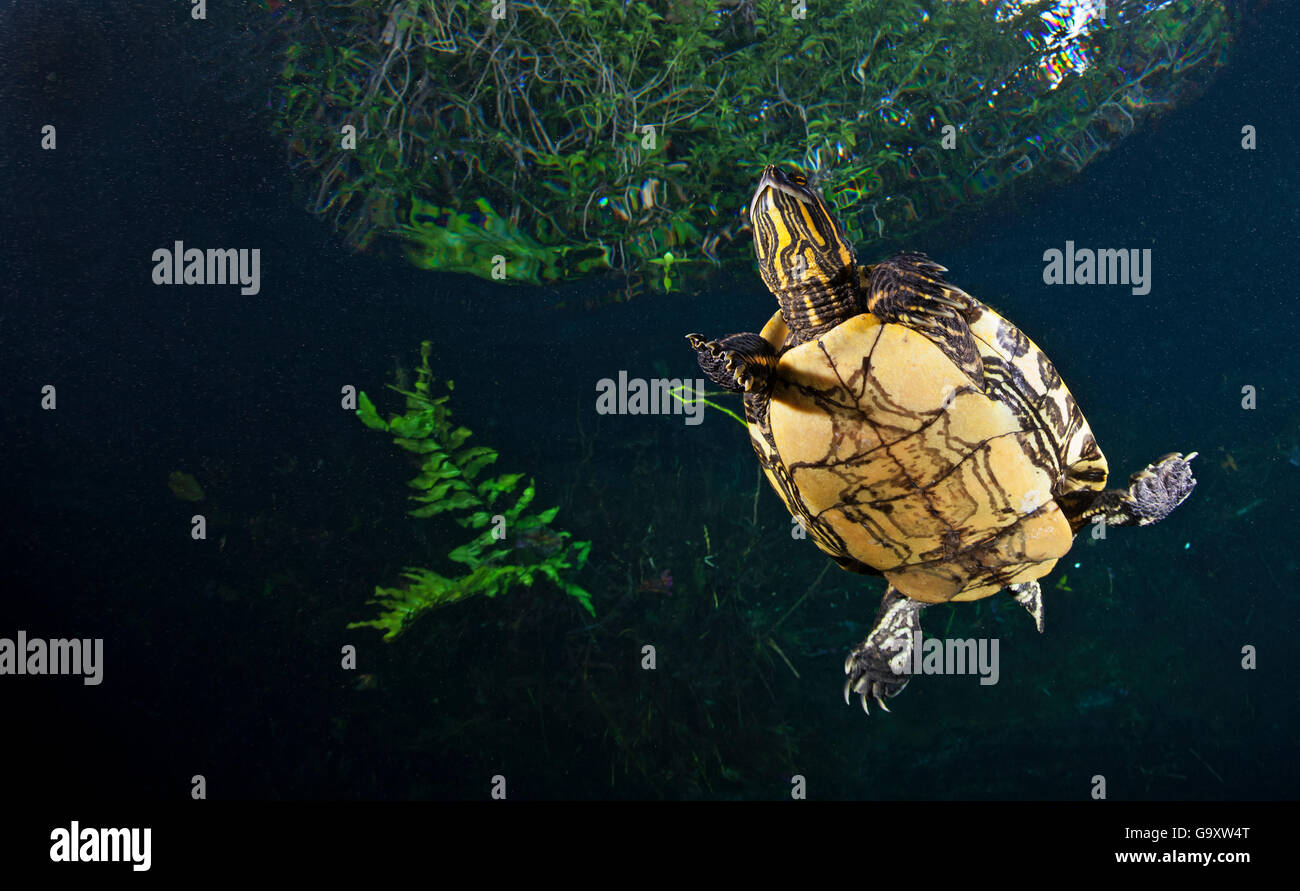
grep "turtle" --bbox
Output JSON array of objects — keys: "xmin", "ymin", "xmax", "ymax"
[{"xmin": 687, "ymin": 165, "xmax": 1197, "ymax": 713}]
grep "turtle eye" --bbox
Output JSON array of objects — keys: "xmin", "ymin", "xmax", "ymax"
[{"xmin": 789, "ymin": 172, "xmax": 807, "ymax": 186}]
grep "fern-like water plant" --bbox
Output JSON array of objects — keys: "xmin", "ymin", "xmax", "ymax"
[{"xmin": 350, "ymin": 341, "xmax": 593, "ymax": 640}]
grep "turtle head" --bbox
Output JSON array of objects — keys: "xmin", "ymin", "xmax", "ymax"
[{"xmin": 749, "ymin": 165, "xmax": 860, "ymax": 344}]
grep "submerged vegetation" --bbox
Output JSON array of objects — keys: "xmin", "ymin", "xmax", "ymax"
[
  {"xmin": 269, "ymin": 0, "xmax": 1234, "ymax": 295},
  {"xmin": 351, "ymin": 341, "xmax": 592, "ymax": 639}
]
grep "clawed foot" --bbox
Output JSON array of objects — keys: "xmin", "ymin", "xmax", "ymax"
[
  {"xmin": 686, "ymin": 332, "xmax": 775, "ymax": 394},
  {"xmin": 844, "ymin": 640, "xmax": 910, "ymax": 714},
  {"xmin": 1126, "ymin": 451, "xmax": 1198, "ymax": 526},
  {"xmin": 843, "ymin": 586, "xmax": 925, "ymax": 715}
]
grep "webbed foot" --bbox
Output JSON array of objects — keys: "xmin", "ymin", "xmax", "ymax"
[
  {"xmin": 1125, "ymin": 451, "xmax": 1198, "ymax": 525},
  {"xmin": 844, "ymin": 585, "xmax": 926, "ymax": 715},
  {"xmin": 1067, "ymin": 451, "xmax": 1198, "ymax": 532},
  {"xmin": 1088, "ymin": 451, "xmax": 1197, "ymax": 527},
  {"xmin": 686, "ymin": 332, "xmax": 776, "ymax": 394}
]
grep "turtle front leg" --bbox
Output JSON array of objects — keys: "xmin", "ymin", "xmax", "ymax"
[
  {"xmin": 1076, "ymin": 451, "xmax": 1198, "ymax": 528},
  {"xmin": 686, "ymin": 332, "xmax": 776, "ymax": 394},
  {"xmin": 844, "ymin": 585, "xmax": 926, "ymax": 715}
]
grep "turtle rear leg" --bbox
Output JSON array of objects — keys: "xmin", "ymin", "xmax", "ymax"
[
  {"xmin": 686, "ymin": 332, "xmax": 777, "ymax": 394},
  {"xmin": 1074, "ymin": 451, "xmax": 1198, "ymax": 528},
  {"xmin": 844, "ymin": 584, "xmax": 927, "ymax": 715}
]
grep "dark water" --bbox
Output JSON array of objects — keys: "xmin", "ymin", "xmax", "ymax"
[{"xmin": 1, "ymin": 1, "xmax": 1296, "ymax": 803}]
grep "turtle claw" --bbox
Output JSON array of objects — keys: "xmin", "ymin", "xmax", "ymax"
[
  {"xmin": 844, "ymin": 645, "xmax": 911, "ymax": 714},
  {"xmin": 1125, "ymin": 451, "xmax": 1197, "ymax": 526},
  {"xmin": 844, "ymin": 676, "xmax": 899, "ymax": 716},
  {"xmin": 843, "ymin": 586, "xmax": 924, "ymax": 715}
]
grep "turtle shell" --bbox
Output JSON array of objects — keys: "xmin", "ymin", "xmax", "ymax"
[{"xmin": 748, "ymin": 301, "xmax": 1107, "ymax": 604}]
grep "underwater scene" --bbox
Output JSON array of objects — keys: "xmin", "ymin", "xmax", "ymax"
[{"xmin": 2, "ymin": 0, "xmax": 1297, "ymax": 818}]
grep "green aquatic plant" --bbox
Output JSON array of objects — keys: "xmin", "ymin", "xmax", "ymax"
[
  {"xmin": 268, "ymin": 0, "xmax": 1235, "ymax": 297},
  {"xmin": 351, "ymin": 341, "xmax": 593, "ymax": 640},
  {"xmin": 668, "ymin": 383, "xmax": 747, "ymax": 429},
  {"xmin": 396, "ymin": 196, "xmax": 613, "ymax": 285}
]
